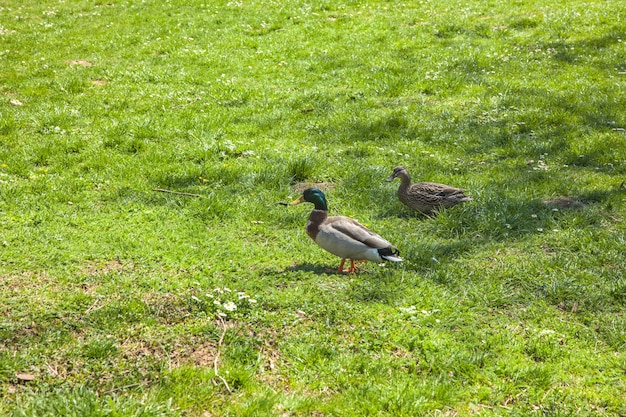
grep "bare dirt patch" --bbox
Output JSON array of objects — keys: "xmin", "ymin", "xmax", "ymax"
[
  {"xmin": 80, "ymin": 259, "xmax": 127, "ymax": 276},
  {"xmin": 542, "ymin": 196, "xmax": 586, "ymax": 210},
  {"xmin": 189, "ymin": 341, "xmax": 218, "ymax": 367},
  {"xmin": 67, "ymin": 59, "xmax": 93, "ymax": 67},
  {"xmin": 0, "ymin": 270, "xmax": 54, "ymax": 293},
  {"xmin": 119, "ymin": 335, "xmax": 219, "ymax": 369},
  {"xmin": 293, "ymin": 182, "xmax": 335, "ymax": 193},
  {"xmin": 142, "ymin": 292, "xmax": 191, "ymax": 323}
]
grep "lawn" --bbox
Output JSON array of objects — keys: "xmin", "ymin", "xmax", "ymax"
[{"xmin": 1, "ymin": 0, "xmax": 625, "ymax": 415}]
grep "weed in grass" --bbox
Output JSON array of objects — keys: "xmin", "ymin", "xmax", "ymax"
[
  {"xmin": 190, "ymin": 287, "xmax": 258, "ymax": 320},
  {"xmin": 287, "ymin": 156, "xmax": 317, "ymax": 184},
  {"xmin": 81, "ymin": 337, "xmax": 119, "ymax": 360}
]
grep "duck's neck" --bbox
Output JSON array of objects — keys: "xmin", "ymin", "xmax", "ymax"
[
  {"xmin": 306, "ymin": 209, "xmax": 327, "ymax": 240},
  {"xmin": 398, "ymin": 172, "xmax": 412, "ymax": 189}
]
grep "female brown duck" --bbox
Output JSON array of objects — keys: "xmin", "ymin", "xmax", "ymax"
[{"xmin": 386, "ymin": 166, "xmax": 472, "ymax": 215}]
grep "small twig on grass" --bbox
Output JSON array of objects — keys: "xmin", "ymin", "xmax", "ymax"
[
  {"xmin": 152, "ymin": 188, "xmax": 203, "ymax": 198},
  {"xmin": 46, "ymin": 363, "xmax": 59, "ymax": 377},
  {"xmin": 84, "ymin": 299, "xmax": 107, "ymax": 315},
  {"xmin": 542, "ymin": 384, "xmax": 558, "ymax": 401},
  {"xmin": 214, "ymin": 316, "xmax": 232, "ymax": 393}
]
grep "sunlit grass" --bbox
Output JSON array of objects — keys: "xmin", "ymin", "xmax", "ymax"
[{"xmin": 1, "ymin": 0, "xmax": 626, "ymax": 415}]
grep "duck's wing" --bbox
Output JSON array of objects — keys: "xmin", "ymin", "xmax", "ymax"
[
  {"xmin": 313, "ymin": 216, "xmax": 401, "ymax": 262},
  {"xmin": 322, "ymin": 216, "xmax": 393, "ymax": 249},
  {"xmin": 413, "ymin": 182, "xmax": 468, "ymax": 198}
]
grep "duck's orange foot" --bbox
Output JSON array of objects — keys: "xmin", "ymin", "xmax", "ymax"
[
  {"xmin": 337, "ymin": 259, "xmax": 364, "ymax": 274},
  {"xmin": 337, "ymin": 258, "xmax": 349, "ymax": 274}
]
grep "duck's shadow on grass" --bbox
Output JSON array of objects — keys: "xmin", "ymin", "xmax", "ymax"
[
  {"xmin": 285, "ymin": 262, "xmax": 336, "ymax": 275},
  {"xmin": 262, "ymin": 262, "xmax": 388, "ymax": 278},
  {"xmin": 387, "ymin": 184, "xmax": 626, "ymax": 276},
  {"xmin": 259, "ymin": 262, "xmax": 338, "ymax": 277},
  {"xmin": 375, "ymin": 207, "xmax": 433, "ymax": 220}
]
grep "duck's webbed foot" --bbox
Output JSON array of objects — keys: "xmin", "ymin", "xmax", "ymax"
[{"xmin": 338, "ymin": 259, "xmax": 365, "ymax": 274}]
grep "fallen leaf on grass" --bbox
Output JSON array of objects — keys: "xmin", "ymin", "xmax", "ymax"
[{"xmin": 16, "ymin": 373, "xmax": 35, "ymax": 382}]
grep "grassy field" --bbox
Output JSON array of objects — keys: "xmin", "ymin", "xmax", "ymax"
[{"xmin": 1, "ymin": 0, "xmax": 626, "ymax": 415}]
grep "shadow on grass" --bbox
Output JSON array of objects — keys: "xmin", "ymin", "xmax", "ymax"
[
  {"xmin": 153, "ymin": 172, "xmax": 202, "ymax": 190},
  {"xmin": 384, "ymin": 183, "xmax": 625, "ymax": 268},
  {"xmin": 285, "ymin": 262, "xmax": 338, "ymax": 275},
  {"xmin": 374, "ymin": 205, "xmax": 435, "ymax": 221},
  {"xmin": 542, "ymin": 28, "xmax": 626, "ymax": 68},
  {"xmin": 578, "ymin": 186, "xmax": 626, "ymax": 204},
  {"xmin": 262, "ymin": 262, "xmax": 400, "ymax": 278},
  {"xmin": 257, "ymin": 262, "xmax": 337, "ymax": 277}
]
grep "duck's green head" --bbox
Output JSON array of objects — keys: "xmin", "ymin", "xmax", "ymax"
[{"xmin": 290, "ymin": 188, "xmax": 328, "ymax": 211}]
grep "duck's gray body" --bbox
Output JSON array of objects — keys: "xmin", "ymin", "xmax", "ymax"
[
  {"xmin": 306, "ymin": 210, "xmax": 402, "ymax": 263},
  {"xmin": 291, "ymin": 188, "xmax": 402, "ymax": 273}
]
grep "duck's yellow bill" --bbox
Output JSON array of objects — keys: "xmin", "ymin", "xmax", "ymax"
[{"xmin": 290, "ymin": 196, "xmax": 305, "ymax": 205}]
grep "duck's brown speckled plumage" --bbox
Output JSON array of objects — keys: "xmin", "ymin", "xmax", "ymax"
[{"xmin": 386, "ymin": 166, "xmax": 472, "ymax": 215}]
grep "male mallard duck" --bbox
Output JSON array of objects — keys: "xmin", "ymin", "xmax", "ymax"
[
  {"xmin": 290, "ymin": 188, "xmax": 402, "ymax": 273},
  {"xmin": 386, "ymin": 166, "xmax": 472, "ymax": 215}
]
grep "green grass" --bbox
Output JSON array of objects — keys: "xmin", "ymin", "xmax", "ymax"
[{"xmin": 1, "ymin": 0, "xmax": 626, "ymax": 415}]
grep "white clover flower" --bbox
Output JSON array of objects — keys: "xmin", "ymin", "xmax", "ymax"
[
  {"xmin": 213, "ymin": 300, "xmax": 221, "ymax": 306},
  {"xmin": 399, "ymin": 306, "xmax": 416, "ymax": 314},
  {"xmin": 223, "ymin": 301, "xmax": 237, "ymax": 311}
]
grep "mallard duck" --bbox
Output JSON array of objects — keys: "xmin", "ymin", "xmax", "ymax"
[
  {"xmin": 386, "ymin": 166, "xmax": 472, "ymax": 215},
  {"xmin": 290, "ymin": 188, "xmax": 402, "ymax": 273}
]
